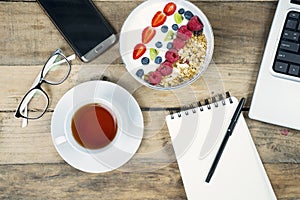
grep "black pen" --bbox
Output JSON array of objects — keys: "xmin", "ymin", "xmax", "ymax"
[{"xmin": 205, "ymin": 97, "xmax": 246, "ymax": 183}]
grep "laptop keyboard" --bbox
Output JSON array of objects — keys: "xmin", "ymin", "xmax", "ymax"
[{"xmin": 273, "ymin": 11, "xmax": 300, "ymax": 77}]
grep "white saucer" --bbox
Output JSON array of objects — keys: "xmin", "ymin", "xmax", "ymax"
[{"xmin": 51, "ymin": 81, "xmax": 144, "ymax": 173}]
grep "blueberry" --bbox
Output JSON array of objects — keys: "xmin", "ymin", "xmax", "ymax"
[
  {"xmin": 184, "ymin": 11, "xmax": 194, "ymax": 20},
  {"xmin": 172, "ymin": 24, "xmax": 179, "ymax": 31},
  {"xmin": 141, "ymin": 57, "xmax": 150, "ymax": 65},
  {"xmin": 136, "ymin": 69, "xmax": 144, "ymax": 78},
  {"xmin": 161, "ymin": 25, "xmax": 168, "ymax": 33},
  {"xmin": 167, "ymin": 42, "xmax": 173, "ymax": 49},
  {"xmin": 155, "ymin": 56, "xmax": 163, "ymax": 64},
  {"xmin": 178, "ymin": 8, "xmax": 185, "ymax": 14},
  {"xmin": 155, "ymin": 41, "xmax": 163, "ymax": 48}
]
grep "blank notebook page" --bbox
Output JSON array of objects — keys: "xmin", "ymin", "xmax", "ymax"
[{"xmin": 166, "ymin": 97, "xmax": 277, "ymax": 200}]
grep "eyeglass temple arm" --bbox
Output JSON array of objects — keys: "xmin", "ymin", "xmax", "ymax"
[{"xmin": 44, "ymin": 54, "xmax": 75, "ymax": 72}]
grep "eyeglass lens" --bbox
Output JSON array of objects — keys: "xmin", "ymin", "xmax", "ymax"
[
  {"xmin": 19, "ymin": 89, "xmax": 48, "ymax": 119},
  {"xmin": 42, "ymin": 53, "xmax": 71, "ymax": 84}
]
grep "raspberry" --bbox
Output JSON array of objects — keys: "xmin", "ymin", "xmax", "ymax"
[
  {"xmin": 161, "ymin": 61, "xmax": 172, "ymax": 68},
  {"xmin": 187, "ymin": 16, "xmax": 203, "ymax": 32},
  {"xmin": 158, "ymin": 61, "xmax": 173, "ymax": 76},
  {"xmin": 173, "ymin": 37, "xmax": 186, "ymax": 50},
  {"xmin": 165, "ymin": 49, "xmax": 179, "ymax": 63},
  {"xmin": 149, "ymin": 71, "xmax": 162, "ymax": 85},
  {"xmin": 177, "ymin": 25, "xmax": 192, "ymax": 41}
]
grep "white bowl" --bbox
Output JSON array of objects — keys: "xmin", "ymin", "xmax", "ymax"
[{"xmin": 120, "ymin": 0, "xmax": 214, "ymax": 90}]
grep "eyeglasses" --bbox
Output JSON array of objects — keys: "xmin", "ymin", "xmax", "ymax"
[{"xmin": 15, "ymin": 49, "xmax": 73, "ymax": 120}]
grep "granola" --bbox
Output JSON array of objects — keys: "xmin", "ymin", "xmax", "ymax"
[{"xmin": 158, "ymin": 33, "xmax": 207, "ymax": 88}]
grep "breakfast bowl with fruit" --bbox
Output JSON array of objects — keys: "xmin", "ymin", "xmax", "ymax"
[{"xmin": 120, "ymin": 0, "xmax": 214, "ymax": 90}]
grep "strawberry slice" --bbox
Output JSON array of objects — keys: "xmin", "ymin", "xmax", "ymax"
[
  {"xmin": 152, "ymin": 11, "xmax": 167, "ymax": 27},
  {"xmin": 133, "ymin": 43, "xmax": 146, "ymax": 60},
  {"xmin": 163, "ymin": 2, "xmax": 177, "ymax": 16},
  {"xmin": 142, "ymin": 26, "xmax": 156, "ymax": 44}
]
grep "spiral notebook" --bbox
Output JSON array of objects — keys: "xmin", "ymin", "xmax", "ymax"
[{"xmin": 166, "ymin": 93, "xmax": 277, "ymax": 200}]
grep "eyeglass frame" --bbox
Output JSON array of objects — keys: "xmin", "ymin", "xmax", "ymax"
[{"xmin": 15, "ymin": 49, "xmax": 71, "ymax": 120}]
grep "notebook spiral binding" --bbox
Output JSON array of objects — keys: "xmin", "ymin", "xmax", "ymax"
[{"xmin": 169, "ymin": 91, "xmax": 233, "ymax": 119}]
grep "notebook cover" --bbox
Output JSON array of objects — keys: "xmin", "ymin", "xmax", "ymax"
[{"xmin": 166, "ymin": 97, "xmax": 277, "ymax": 200}]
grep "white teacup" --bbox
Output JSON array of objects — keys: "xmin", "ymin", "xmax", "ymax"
[{"xmin": 55, "ymin": 98, "xmax": 122, "ymax": 155}]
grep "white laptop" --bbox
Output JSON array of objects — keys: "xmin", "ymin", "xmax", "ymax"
[{"xmin": 249, "ymin": 0, "xmax": 300, "ymax": 130}]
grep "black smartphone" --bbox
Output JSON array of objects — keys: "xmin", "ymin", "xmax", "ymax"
[{"xmin": 37, "ymin": 0, "xmax": 117, "ymax": 62}]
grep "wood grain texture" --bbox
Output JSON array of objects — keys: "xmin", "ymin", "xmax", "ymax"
[
  {"xmin": 0, "ymin": 1, "xmax": 277, "ymax": 65},
  {"xmin": 0, "ymin": 163, "xmax": 298, "ymax": 200},
  {"xmin": 0, "ymin": 0, "xmax": 278, "ymax": 2},
  {"xmin": 0, "ymin": 163, "xmax": 185, "ymax": 200},
  {"xmin": 0, "ymin": 63, "xmax": 258, "ymax": 111}
]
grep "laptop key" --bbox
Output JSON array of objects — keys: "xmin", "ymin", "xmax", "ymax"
[
  {"xmin": 283, "ymin": 30, "xmax": 300, "ymax": 41},
  {"xmin": 277, "ymin": 51, "xmax": 300, "ymax": 65},
  {"xmin": 273, "ymin": 11, "xmax": 300, "ymax": 78},
  {"xmin": 288, "ymin": 11, "xmax": 300, "ymax": 19},
  {"xmin": 288, "ymin": 65, "xmax": 300, "ymax": 76},
  {"xmin": 274, "ymin": 62, "xmax": 288, "ymax": 73},
  {"xmin": 280, "ymin": 41, "xmax": 300, "ymax": 52},
  {"xmin": 286, "ymin": 19, "xmax": 298, "ymax": 30}
]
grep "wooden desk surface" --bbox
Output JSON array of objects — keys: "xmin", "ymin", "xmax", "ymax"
[{"xmin": 0, "ymin": 0, "xmax": 299, "ymax": 199}]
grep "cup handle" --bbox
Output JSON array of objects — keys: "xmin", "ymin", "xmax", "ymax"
[{"xmin": 55, "ymin": 136, "xmax": 67, "ymax": 145}]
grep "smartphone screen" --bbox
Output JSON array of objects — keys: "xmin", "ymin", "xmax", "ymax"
[{"xmin": 37, "ymin": 0, "xmax": 116, "ymax": 62}]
